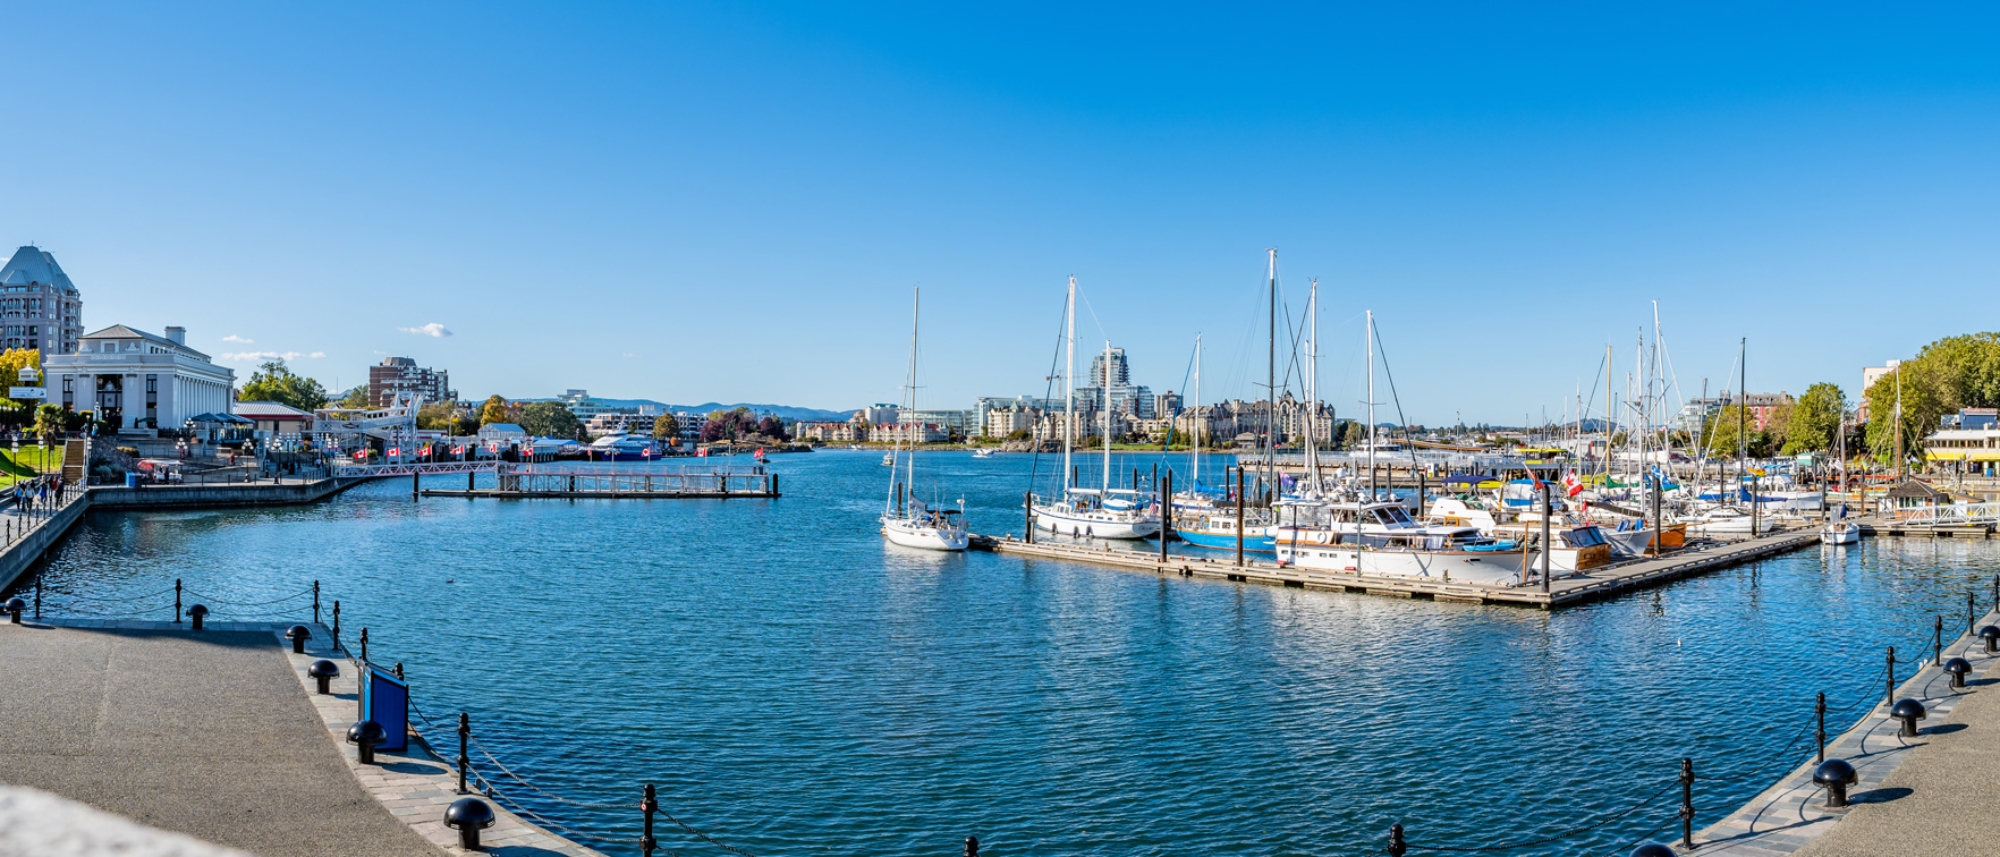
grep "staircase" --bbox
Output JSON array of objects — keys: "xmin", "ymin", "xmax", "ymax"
[{"xmin": 62, "ymin": 438, "xmax": 86, "ymax": 485}]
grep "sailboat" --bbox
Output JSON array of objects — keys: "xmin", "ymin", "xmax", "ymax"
[
  {"xmin": 1031, "ymin": 277, "xmax": 1161, "ymax": 540},
  {"xmin": 1821, "ymin": 413, "xmax": 1860, "ymax": 545},
  {"xmin": 881, "ymin": 287, "xmax": 969, "ymax": 551},
  {"xmin": 1172, "ymin": 251, "xmax": 1288, "ymax": 553}
]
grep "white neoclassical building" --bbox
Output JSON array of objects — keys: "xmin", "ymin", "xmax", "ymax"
[{"xmin": 43, "ymin": 325, "xmax": 236, "ymax": 431}]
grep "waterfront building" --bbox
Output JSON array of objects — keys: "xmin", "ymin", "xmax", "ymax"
[
  {"xmin": 972, "ymin": 395, "xmax": 1064, "ymax": 437},
  {"xmin": 900, "ymin": 408, "xmax": 974, "ymax": 437},
  {"xmin": 1153, "ymin": 391, "xmax": 1181, "ymax": 419},
  {"xmin": 45, "ymin": 325, "xmax": 234, "ymax": 431},
  {"xmin": 984, "ymin": 405, "xmax": 1039, "ymax": 438},
  {"xmin": 1741, "ymin": 392, "xmax": 1792, "ymax": 431},
  {"xmin": 797, "ymin": 420, "xmax": 870, "ymax": 443},
  {"xmin": 369, "ymin": 357, "xmax": 455, "ymax": 408},
  {"xmin": 557, "ymin": 389, "xmax": 642, "ymax": 423},
  {"xmin": 477, "ymin": 422, "xmax": 528, "ymax": 446},
  {"xmin": 232, "ymin": 401, "xmax": 313, "ymax": 436},
  {"xmin": 1858, "ymin": 360, "xmax": 1902, "ymax": 422},
  {"xmin": 584, "ymin": 412, "xmax": 657, "ymax": 436},
  {"xmin": 874, "ymin": 422, "xmax": 947, "ymax": 444},
  {"xmin": 1924, "ymin": 409, "xmax": 2000, "ymax": 476},
  {"xmin": 0, "ymin": 245, "xmax": 85, "ymax": 355},
  {"xmin": 860, "ymin": 403, "xmax": 899, "ymax": 425},
  {"xmin": 1672, "ymin": 397, "xmax": 1726, "ymax": 437}
]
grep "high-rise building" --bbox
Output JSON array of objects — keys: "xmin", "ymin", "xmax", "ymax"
[
  {"xmin": 369, "ymin": 357, "xmax": 455, "ymax": 407},
  {"xmin": 1089, "ymin": 347, "xmax": 1130, "ymax": 387},
  {"xmin": 0, "ymin": 245, "xmax": 85, "ymax": 355}
]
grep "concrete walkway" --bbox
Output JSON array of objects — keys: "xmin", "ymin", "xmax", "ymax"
[{"xmin": 0, "ymin": 624, "xmax": 442, "ymax": 857}]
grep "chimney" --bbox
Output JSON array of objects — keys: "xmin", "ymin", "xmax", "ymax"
[{"xmin": 164, "ymin": 326, "xmax": 186, "ymax": 345}]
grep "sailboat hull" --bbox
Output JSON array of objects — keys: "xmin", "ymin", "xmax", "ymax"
[
  {"xmin": 1173, "ymin": 527, "xmax": 1276, "ymax": 553},
  {"xmin": 1274, "ymin": 542, "xmax": 1525, "ymax": 585},
  {"xmin": 882, "ymin": 517, "xmax": 969, "ymax": 551},
  {"xmin": 1032, "ymin": 505, "xmax": 1160, "ymax": 539}
]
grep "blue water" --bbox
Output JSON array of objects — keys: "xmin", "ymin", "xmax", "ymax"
[{"xmin": 20, "ymin": 450, "xmax": 2000, "ymax": 856}]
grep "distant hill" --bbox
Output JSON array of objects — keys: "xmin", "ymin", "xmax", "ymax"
[{"xmin": 523, "ymin": 397, "xmax": 855, "ymax": 422}]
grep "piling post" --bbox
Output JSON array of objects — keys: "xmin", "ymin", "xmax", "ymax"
[
  {"xmin": 1935, "ymin": 615, "xmax": 1943, "ymax": 665},
  {"xmin": 1160, "ymin": 471, "xmax": 1172, "ymax": 565},
  {"xmin": 1150, "ymin": 461, "xmax": 1157, "ymax": 491},
  {"xmin": 360, "ymin": 628, "xmax": 369, "ymax": 664},
  {"xmin": 457, "ymin": 713, "xmax": 470, "ymax": 794},
  {"xmin": 1816, "ymin": 692, "xmax": 1827, "ymax": 764},
  {"xmin": 413, "ymin": 473, "xmax": 420, "ymax": 501},
  {"xmin": 1235, "ymin": 467, "xmax": 1246, "ymax": 567},
  {"xmin": 332, "ymin": 600, "xmax": 341, "ymax": 650},
  {"xmin": 1751, "ymin": 475, "xmax": 1760, "ymax": 535},
  {"xmin": 1679, "ymin": 758, "xmax": 1694, "ymax": 849},
  {"xmin": 1652, "ymin": 480, "xmax": 1664, "ymax": 556},
  {"xmin": 1131, "ymin": 467, "xmax": 1138, "ymax": 492},
  {"xmin": 174, "ymin": 579, "xmax": 183, "ymax": 624},
  {"xmin": 468, "ymin": 472, "xmax": 475, "ymax": 493},
  {"xmin": 34, "ymin": 576, "xmax": 41, "ymax": 620},
  {"xmin": 771, "ymin": 473, "xmax": 779, "ymax": 497},
  {"xmin": 1024, "ymin": 492, "xmax": 1035, "ymax": 544},
  {"xmin": 1540, "ymin": 482, "xmax": 1552, "ymax": 594},
  {"xmin": 313, "ymin": 580, "xmax": 321, "ymax": 624},
  {"xmin": 641, "ymin": 783, "xmax": 658, "ymax": 856},
  {"xmin": 1416, "ymin": 470, "xmax": 1426, "ymax": 518}
]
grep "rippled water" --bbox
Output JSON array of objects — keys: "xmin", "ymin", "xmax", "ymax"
[{"xmin": 20, "ymin": 451, "xmax": 2000, "ymax": 856}]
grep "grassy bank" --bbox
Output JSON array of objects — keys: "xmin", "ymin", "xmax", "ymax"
[{"xmin": 0, "ymin": 446, "xmax": 62, "ymax": 488}]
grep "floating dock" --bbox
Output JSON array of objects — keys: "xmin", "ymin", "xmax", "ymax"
[
  {"xmin": 974, "ymin": 526, "xmax": 1832, "ymax": 609},
  {"xmin": 419, "ymin": 464, "xmax": 780, "ymax": 499}
]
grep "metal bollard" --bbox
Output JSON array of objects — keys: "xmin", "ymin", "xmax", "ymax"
[
  {"xmin": 286, "ymin": 625, "xmax": 311, "ymax": 653},
  {"xmin": 309, "ymin": 659, "xmax": 339, "ymax": 694},
  {"xmin": 1982, "ymin": 625, "xmax": 2000, "ymax": 654},
  {"xmin": 457, "ymin": 714, "xmax": 471, "ymax": 794},
  {"xmin": 1679, "ymin": 758, "xmax": 1694, "ymax": 849},
  {"xmin": 360, "ymin": 628, "xmax": 369, "ymax": 663},
  {"xmin": 4, "ymin": 596, "xmax": 23, "ymax": 624},
  {"xmin": 1891, "ymin": 699, "xmax": 1926, "ymax": 737},
  {"xmin": 188, "ymin": 604, "xmax": 209, "ymax": 631},
  {"xmin": 1934, "ymin": 615, "xmax": 1943, "ymax": 666},
  {"xmin": 444, "ymin": 797, "xmax": 496, "ymax": 850},
  {"xmin": 1944, "ymin": 657, "xmax": 1971, "ymax": 689},
  {"xmin": 1814, "ymin": 759, "xmax": 1857, "ymax": 808},
  {"xmin": 331, "ymin": 600, "xmax": 341, "ymax": 649},
  {"xmin": 1886, "ymin": 646, "xmax": 1896, "ymax": 709},
  {"xmin": 642, "ymin": 784, "xmax": 658, "ymax": 856},
  {"xmin": 313, "ymin": 580, "xmax": 321, "ymax": 625},
  {"xmin": 347, "ymin": 720, "xmax": 385, "ymax": 764},
  {"xmin": 1388, "ymin": 823, "xmax": 1406, "ymax": 857},
  {"xmin": 964, "ymin": 835, "xmax": 978, "ymax": 857},
  {"xmin": 174, "ymin": 579, "xmax": 183, "ymax": 624}
]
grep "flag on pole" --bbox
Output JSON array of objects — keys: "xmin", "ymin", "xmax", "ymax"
[
  {"xmin": 1562, "ymin": 471, "xmax": 1583, "ymax": 498},
  {"xmin": 388, "ymin": 447, "xmax": 400, "ymax": 456}
]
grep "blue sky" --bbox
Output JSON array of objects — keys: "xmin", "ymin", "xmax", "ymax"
[{"xmin": 5, "ymin": 4, "xmax": 1999, "ymax": 423}]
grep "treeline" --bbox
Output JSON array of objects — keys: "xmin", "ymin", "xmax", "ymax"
[{"xmin": 1863, "ymin": 332, "xmax": 2000, "ymax": 464}]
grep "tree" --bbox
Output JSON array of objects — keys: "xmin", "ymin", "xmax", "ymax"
[
  {"xmin": 479, "ymin": 394, "xmax": 517, "ymax": 426},
  {"xmin": 0, "ymin": 348, "xmax": 40, "ymax": 409},
  {"xmin": 756, "ymin": 416, "xmax": 790, "ymax": 441},
  {"xmin": 237, "ymin": 359, "xmax": 329, "ymax": 411},
  {"xmin": 34, "ymin": 403, "xmax": 64, "ymax": 444},
  {"xmin": 518, "ymin": 401, "xmax": 583, "ymax": 439},
  {"xmin": 652, "ymin": 413, "xmax": 681, "ymax": 440},
  {"xmin": 1781, "ymin": 382, "xmax": 1846, "ymax": 455},
  {"xmin": 700, "ymin": 408, "xmax": 759, "ymax": 443},
  {"xmin": 336, "ymin": 385, "xmax": 369, "ymax": 408},
  {"xmin": 418, "ymin": 403, "xmax": 477, "ymax": 435}
]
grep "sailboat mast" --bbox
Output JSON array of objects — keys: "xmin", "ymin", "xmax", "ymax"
[
  {"xmin": 907, "ymin": 286, "xmax": 920, "ymax": 504},
  {"xmin": 1193, "ymin": 333, "xmax": 1202, "ymax": 488},
  {"xmin": 1367, "ymin": 310, "xmax": 1376, "ymax": 499},
  {"xmin": 1266, "ymin": 248, "xmax": 1277, "ymax": 494},
  {"xmin": 1103, "ymin": 340, "xmax": 1113, "ymax": 491},
  {"xmin": 1604, "ymin": 344, "xmax": 1613, "ymax": 484},
  {"xmin": 1064, "ymin": 276, "xmax": 1076, "ymax": 493},
  {"xmin": 1306, "ymin": 278, "xmax": 1321, "ymax": 496}
]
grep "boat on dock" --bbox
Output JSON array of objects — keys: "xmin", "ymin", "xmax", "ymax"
[
  {"xmin": 1031, "ymin": 277, "xmax": 1160, "ymax": 540},
  {"xmin": 881, "ymin": 287, "xmax": 969, "ymax": 551}
]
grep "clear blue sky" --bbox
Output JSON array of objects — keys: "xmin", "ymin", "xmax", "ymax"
[{"xmin": 6, "ymin": 4, "xmax": 1999, "ymax": 423}]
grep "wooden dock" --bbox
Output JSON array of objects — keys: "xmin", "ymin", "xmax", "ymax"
[
  {"xmin": 419, "ymin": 464, "xmax": 779, "ymax": 499},
  {"xmin": 973, "ymin": 527, "xmax": 1829, "ymax": 609}
]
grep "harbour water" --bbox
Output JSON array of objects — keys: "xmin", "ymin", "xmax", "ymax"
[{"xmin": 25, "ymin": 450, "xmax": 2000, "ymax": 856}]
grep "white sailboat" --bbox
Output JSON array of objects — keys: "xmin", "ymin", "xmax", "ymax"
[
  {"xmin": 1032, "ymin": 276, "xmax": 1161, "ymax": 540},
  {"xmin": 881, "ymin": 287, "xmax": 969, "ymax": 551}
]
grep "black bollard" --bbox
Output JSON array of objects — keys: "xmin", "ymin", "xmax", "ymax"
[
  {"xmin": 965, "ymin": 835, "xmax": 979, "ymax": 857},
  {"xmin": 360, "ymin": 628, "xmax": 369, "ymax": 664},
  {"xmin": 188, "ymin": 604, "xmax": 209, "ymax": 631},
  {"xmin": 457, "ymin": 714, "xmax": 471, "ymax": 794},
  {"xmin": 393, "ymin": 662, "xmax": 404, "ymax": 680},
  {"xmin": 313, "ymin": 580, "xmax": 321, "ymax": 625},
  {"xmin": 287, "ymin": 625, "xmax": 311, "ymax": 654},
  {"xmin": 1982, "ymin": 625, "xmax": 2000, "ymax": 654},
  {"xmin": 1944, "ymin": 657, "xmax": 1971, "ymax": 689},
  {"xmin": 1816, "ymin": 692, "xmax": 1827, "ymax": 764},
  {"xmin": 1814, "ymin": 759, "xmax": 1857, "ymax": 808},
  {"xmin": 1934, "ymin": 615, "xmax": 1943, "ymax": 666},
  {"xmin": 444, "ymin": 797, "xmax": 496, "ymax": 850},
  {"xmin": 1679, "ymin": 758, "xmax": 1694, "ymax": 849},
  {"xmin": 1886, "ymin": 646, "xmax": 1896, "ymax": 709},
  {"xmin": 309, "ymin": 659, "xmax": 339, "ymax": 694},
  {"xmin": 4, "ymin": 596, "xmax": 23, "ymax": 624},
  {"xmin": 331, "ymin": 600, "xmax": 341, "ymax": 651},
  {"xmin": 347, "ymin": 720, "xmax": 385, "ymax": 764},
  {"xmin": 174, "ymin": 578, "xmax": 183, "ymax": 624},
  {"xmin": 642, "ymin": 784, "xmax": 658, "ymax": 856},
  {"xmin": 1891, "ymin": 698, "xmax": 1926, "ymax": 737},
  {"xmin": 1388, "ymin": 823, "xmax": 1406, "ymax": 857}
]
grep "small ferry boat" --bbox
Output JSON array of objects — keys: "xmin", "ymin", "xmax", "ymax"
[{"xmin": 586, "ymin": 432, "xmax": 659, "ymax": 461}]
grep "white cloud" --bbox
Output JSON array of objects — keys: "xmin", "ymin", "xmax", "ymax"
[
  {"xmin": 622, "ymin": 353, "xmax": 637, "ymax": 359},
  {"xmin": 221, "ymin": 334, "xmax": 253, "ymax": 343},
  {"xmin": 219, "ymin": 350, "xmax": 321, "ymax": 362},
  {"xmin": 399, "ymin": 322, "xmax": 453, "ymax": 338}
]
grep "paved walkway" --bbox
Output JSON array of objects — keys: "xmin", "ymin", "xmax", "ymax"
[
  {"xmin": 1693, "ymin": 609, "xmax": 2000, "ymax": 855},
  {"xmin": 0, "ymin": 623, "xmax": 443, "ymax": 857}
]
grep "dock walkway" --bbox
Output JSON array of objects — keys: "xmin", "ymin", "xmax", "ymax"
[{"xmin": 977, "ymin": 526, "xmax": 1825, "ymax": 608}]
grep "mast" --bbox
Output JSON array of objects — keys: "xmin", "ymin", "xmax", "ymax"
[
  {"xmin": 1604, "ymin": 344, "xmax": 1613, "ymax": 485},
  {"xmin": 1738, "ymin": 337, "xmax": 1747, "ymax": 500},
  {"xmin": 1894, "ymin": 364, "xmax": 1904, "ymax": 481},
  {"xmin": 1193, "ymin": 333, "xmax": 1202, "ymax": 488},
  {"xmin": 1367, "ymin": 310, "xmax": 1377, "ymax": 500},
  {"xmin": 1063, "ymin": 276, "xmax": 1076, "ymax": 494},
  {"xmin": 1103, "ymin": 340, "xmax": 1113, "ymax": 492},
  {"xmin": 1305, "ymin": 278, "xmax": 1322, "ymax": 497},
  {"xmin": 1266, "ymin": 248, "xmax": 1277, "ymax": 497},
  {"xmin": 907, "ymin": 286, "xmax": 920, "ymax": 508}
]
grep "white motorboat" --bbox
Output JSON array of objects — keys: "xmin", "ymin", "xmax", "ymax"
[
  {"xmin": 972, "ymin": 448, "xmax": 996, "ymax": 459},
  {"xmin": 1686, "ymin": 506, "xmax": 1757, "ymax": 536},
  {"xmin": 1820, "ymin": 521, "xmax": 1860, "ymax": 545},
  {"xmin": 880, "ymin": 287, "xmax": 969, "ymax": 552},
  {"xmin": 586, "ymin": 432, "xmax": 658, "ymax": 461}
]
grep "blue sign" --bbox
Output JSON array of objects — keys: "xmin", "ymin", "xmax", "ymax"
[{"xmin": 359, "ymin": 665, "xmax": 410, "ymax": 752}]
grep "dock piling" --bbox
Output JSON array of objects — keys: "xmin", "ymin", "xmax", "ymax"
[
  {"xmin": 313, "ymin": 580, "xmax": 321, "ymax": 625},
  {"xmin": 1815, "ymin": 691, "xmax": 1826, "ymax": 764},
  {"xmin": 1160, "ymin": 471, "xmax": 1172, "ymax": 564},
  {"xmin": 1679, "ymin": 758, "xmax": 1694, "ymax": 849},
  {"xmin": 1235, "ymin": 468, "xmax": 1245, "ymax": 567},
  {"xmin": 1934, "ymin": 615, "xmax": 1943, "ymax": 665},
  {"xmin": 641, "ymin": 783, "xmax": 657, "ymax": 856},
  {"xmin": 174, "ymin": 579, "xmax": 183, "ymax": 624},
  {"xmin": 1024, "ymin": 492, "xmax": 1034, "ymax": 544},
  {"xmin": 457, "ymin": 713, "xmax": 470, "ymax": 795},
  {"xmin": 1886, "ymin": 646, "xmax": 1895, "ymax": 709}
]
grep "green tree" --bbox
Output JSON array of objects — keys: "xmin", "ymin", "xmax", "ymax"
[
  {"xmin": 236, "ymin": 359, "xmax": 329, "ymax": 411},
  {"xmin": 652, "ymin": 413, "xmax": 681, "ymax": 440},
  {"xmin": 1862, "ymin": 333, "xmax": 2000, "ymax": 466},
  {"xmin": 519, "ymin": 401, "xmax": 583, "ymax": 439},
  {"xmin": 418, "ymin": 403, "xmax": 477, "ymax": 435},
  {"xmin": 479, "ymin": 394, "xmax": 516, "ymax": 426},
  {"xmin": 33, "ymin": 403, "xmax": 64, "ymax": 444},
  {"xmin": 0, "ymin": 348, "xmax": 40, "ymax": 409},
  {"xmin": 336, "ymin": 385, "xmax": 369, "ymax": 408},
  {"xmin": 1781, "ymin": 383, "xmax": 1846, "ymax": 455}
]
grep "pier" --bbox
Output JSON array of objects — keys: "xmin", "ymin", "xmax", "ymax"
[
  {"xmin": 975, "ymin": 526, "xmax": 1830, "ymax": 609},
  {"xmin": 419, "ymin": 463, "xmax": 780, "ymax": 499}
]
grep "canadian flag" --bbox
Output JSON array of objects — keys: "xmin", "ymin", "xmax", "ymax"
[
  {"xmin": 1563, "ymin": 471, "xmax": 1584, "ymax": 498},
  {"xmin": 388, "ymin": 447, "xmax": 400, "ymax": 456},
  {"xmin": 641, "ymin": 448, "xmax": 652, "ymax": 458},
  {"xmin": 696, "ymin": 447, "xmax": 709, "ymax": 458},
  {"xmin": 452, "ymin": 445, "xmax": 464, "ymax": 455}
]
